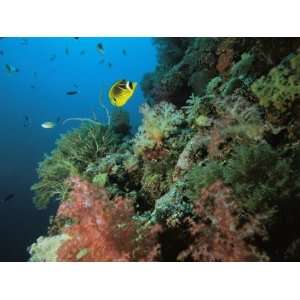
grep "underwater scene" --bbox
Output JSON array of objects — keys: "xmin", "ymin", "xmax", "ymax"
[{"xmin": 1, "ymin": 37, "xmax": 300, "ymax": 262}]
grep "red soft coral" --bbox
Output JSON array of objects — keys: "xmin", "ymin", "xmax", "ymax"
[
  {"xmin": 178, "ymin": 181, "xmax": 268, "ymax": 262},
  {"xmin": 57, "ymin": 177, "xmax": 160, "ymax": 261}
]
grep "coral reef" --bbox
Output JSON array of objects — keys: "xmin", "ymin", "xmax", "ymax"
[{"xmin": 29, "ymin": 38, "xmax": 300, "ymax": 261}]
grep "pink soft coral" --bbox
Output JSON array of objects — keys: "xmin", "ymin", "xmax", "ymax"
[
  {"xmin": 57, "ymin": 177, "xmax": 160, "ymax": 261},
  {"xmin": 178, "ymin": 181, "xmax": 268, "ymax": 262}
]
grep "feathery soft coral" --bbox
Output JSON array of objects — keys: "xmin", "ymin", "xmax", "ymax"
[
  {"xmin": 178, "ymin": 181, "xmax": 268, "ymax": 262},
  {"xmin": 57, "ymin": 177, "xmax": 159, "ymax": 261}
]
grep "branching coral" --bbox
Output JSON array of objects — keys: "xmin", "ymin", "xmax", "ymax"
[{"xmin": 178, "ymin": 181, "xmax": 268, "ymax": 262}]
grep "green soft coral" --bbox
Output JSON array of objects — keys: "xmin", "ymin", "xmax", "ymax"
[{"xmin": 251, "ymin": 52, "xmax": 300, "ymax": 113}]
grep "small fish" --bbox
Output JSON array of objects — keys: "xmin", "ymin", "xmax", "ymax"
[
  {"xmin": 108, "ymin": 80, "xmax": 137, "ymax": 107},
  {"xmin": 80, "ymin": 50, "xmax": 85, "ymax": 55},
  {"xmin": 5, "ymin": 64, "xmax": 19, "ymax": 74},
  {"xmin": 96, "ymin": 43, "xmax": 104, "ymax": 55},
  {"xmin": 33, "ymin": 71, "xmax": 37, "ymax": 78},
  {"xmin": 122, "ymin": 49, "xmax": 127, "ymax": 56},
  {"xmin": 74, "ymin": 37, "xmax": 80, "ymax": 40},
  {"xmin": 108, "ymin": 62, "xmax": 112, "ymax": 68},
  {"xmin": 99, "ymin": 59, "xmax": 105, "ymax": 64},
  {"xmin": 65, "ymin": 47, "xmax": 69, "ymax": 55},
  {"xmin": 66, "ymin": 90, "xmax": 78, "ymax": 96},
  {"xmin": 41, "ymin": 121, "xmax": 56, "ymax": 129},
  {"xmin": 50, "ymin": 54, "xmax": 56, "ymax": 61},
  {"xmin": 3, "ymin": 193, "xmax": 15, "ymax": 203},
  {"xmin": 24, "ymin": 115, "xmax": 32, "ymax": 128},
  {"xmin": 30, "ymin": 84, "xmax": 35, "ymax": 89},
  {"xmin": 0, "ymin": 50, "xmax": 4, "ymax": 56}
]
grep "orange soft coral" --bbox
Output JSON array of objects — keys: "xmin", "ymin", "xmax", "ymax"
[{"xmin": 57, "ymin": 177, "xmax": 159, "ymax": 261}]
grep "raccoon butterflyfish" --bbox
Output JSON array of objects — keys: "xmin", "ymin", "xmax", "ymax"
[{"xmin": 108, "ymin": 80, "xmax": 137, "ymax": 107}]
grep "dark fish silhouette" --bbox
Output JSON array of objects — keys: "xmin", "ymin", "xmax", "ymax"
[
  {"xmin": 24, "ymin": 115, "xmax": 32, "ymax": 127},
  {"xmin": 122, "ymin": 49, "xmax": 127, "ymax": 56},
  {"xmin": 5, "ymin": 64, "xmax": 19, "ymax": 73},
  {"xmin": 33, "ymin": 71, "xmax": 37, "ymax": 78},
  {"xmin": 0, "ymin": 50, "xmax": 4, "ymax": 56},
  {"xmin": 74, "ymin": 37, "xmax": 80, "ymax": 40},
  {"xmin": 65, "ymin": 47, "xmax": 69, "ymax": 55},
  {"xmin": 96, "ymin": 43, "xmax": 104, "ymax": 54},
  {"xmin": 108, "ymin": 62, "xmax": 112, "ymax": 68},
  {"xmin": 3, "ymin": 193, "xmax": 15, "ymax": 203},
  {"xmin": 80, "ymin": 50, "xmax": 85, "ymax": 55},
  {"xmin": 30, "ymin": 84, "xmax": 35, "ymax": 89},
  {"xmin": 66, "ymin": 91, "xmax": 78, "ymax": 96},
  {"xmin": 50, "ymin": 54, "xmax": 56, "ymax": 61}
]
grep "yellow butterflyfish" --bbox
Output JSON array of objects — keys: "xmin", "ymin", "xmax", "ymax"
[{"xmin": 108, "ymin": 80, "xmax": 137, "ymax": 107}]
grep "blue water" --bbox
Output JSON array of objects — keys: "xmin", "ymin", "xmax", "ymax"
[{"xmin": 0, "ymin": 37, "xmax": 157, "ymax": 261}]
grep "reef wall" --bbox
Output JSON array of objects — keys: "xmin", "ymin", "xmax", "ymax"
[{"xmin": 29, "ymin": 38, "xmax": 300, "ymax": 261}]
